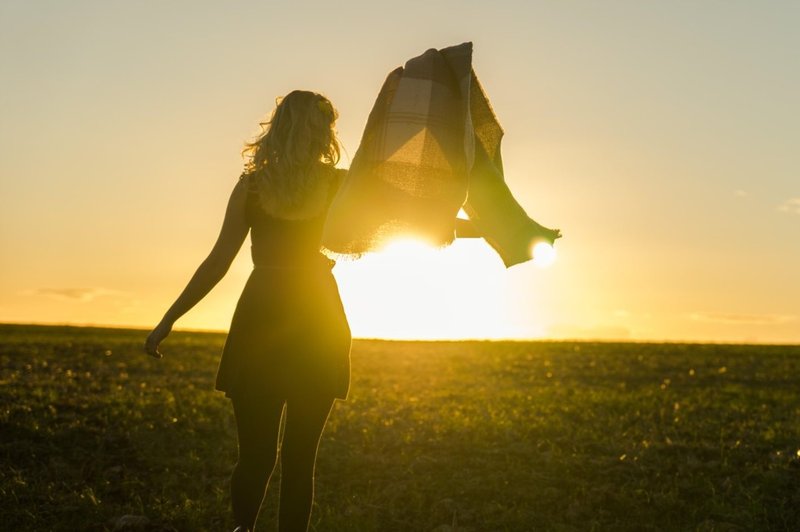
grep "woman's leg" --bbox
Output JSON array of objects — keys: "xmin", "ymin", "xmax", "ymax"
[
  {"xmin": 277, "ymin": 395, "xmax": 335, "ymax": 532},
  {"xmin": 230, "ymin": 393, "xmax": 286, "ymax": 531}
]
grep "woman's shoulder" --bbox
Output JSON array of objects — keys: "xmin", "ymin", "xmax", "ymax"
[
  {"xmin": 326, "ymin": 167, "xmax": 348, "ymax": 200},
  {"xmin": 237, "ymin": 171, "xmax": 260, "ymax": 196},
  {"xmin": 233, "ymin": 172, "xmax": 259, "ymax": 221},
  {"xmin": 238, "ymin": 170, "xmax": 255, "ymax": 185},
  {"xmin": 237, "ymin": 164, "xmax": 345, "ymax": 220},
  {"xmin": 331, "ymin": 166, "xmax": 348, "ymax": 188}
]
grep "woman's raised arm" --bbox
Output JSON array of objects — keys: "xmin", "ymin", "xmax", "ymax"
[
  {"xmin": 144, "ymin": 179, "xmax": 250, "ymax": 358},
  {"xmin": 454, "ymin": 217, "xmax": 481, "ymax": 238}
]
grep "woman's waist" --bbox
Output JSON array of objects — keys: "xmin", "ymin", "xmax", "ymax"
[{"xmin": 251, "ymin": 249, "xmax": 336, "ymax": 272}]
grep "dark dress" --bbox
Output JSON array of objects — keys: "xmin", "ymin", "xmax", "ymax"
[{"xmin": 215, "ymin": 170, "xmax": 352, "ymax": 402}]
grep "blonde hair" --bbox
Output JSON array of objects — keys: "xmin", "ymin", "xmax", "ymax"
[{"xmin": 242, "ymin": 90, "xmax": 341, "ymax": 215}]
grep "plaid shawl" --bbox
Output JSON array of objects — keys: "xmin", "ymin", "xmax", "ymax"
[{"xmin": 322, "ymin": 41, "xmax": 548, "ymax": 267}]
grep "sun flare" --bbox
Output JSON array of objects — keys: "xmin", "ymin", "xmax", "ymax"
[
  {"xmin": 531, "ymin": 241, "xmax": 557, "ymax": 268},
  {"xmin": 331, "ymin": 236, "xmax": 546, "ymax": 340}
]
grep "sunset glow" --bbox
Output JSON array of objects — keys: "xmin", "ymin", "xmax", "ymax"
[
  {"xmin": 1, "ymin": 2, "xmax": 798, "ymax": 343},
  {"xmin": 330, "ymin": 237, "xmax": 537, "ymax": 340}
]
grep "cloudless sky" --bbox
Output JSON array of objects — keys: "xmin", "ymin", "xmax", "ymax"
[{"xmin": 1, "ymin": 0, "xmax": 798, "ymax": 343}]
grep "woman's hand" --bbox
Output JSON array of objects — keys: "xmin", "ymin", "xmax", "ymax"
[{"xmin": 144, "ymin": 321, "xmax": 172, "ymax": 359}]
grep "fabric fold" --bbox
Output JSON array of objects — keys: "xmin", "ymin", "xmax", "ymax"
[{"xmin": 322, "ymin": 41, "xmax": 548, "ymax": 267}]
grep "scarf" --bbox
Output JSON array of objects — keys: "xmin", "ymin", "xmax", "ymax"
[{"xmin": 322, "ymin": 41, "xmax": 554, "ymax": 267}]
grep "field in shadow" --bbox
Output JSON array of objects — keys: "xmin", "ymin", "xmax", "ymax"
[{"xmin": 1, "ymin": 324, "xmax": 799, "ymax": 531}]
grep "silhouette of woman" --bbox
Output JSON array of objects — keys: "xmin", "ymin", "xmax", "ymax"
[
  {"xmin": 144, "ymin": 90, "xmax": 353, "ymax": 531},
  {"xmin": 143, "ymin": 85, "xmax": 560, "ymax": 531}
]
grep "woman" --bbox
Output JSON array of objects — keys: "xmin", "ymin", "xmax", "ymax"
[
  {"xmin": 144, "ymin": 90, "xmax": 352, "ymax": 531},
  {"xmin": 144, "ymin": 84, "xmax": 560, "ymax": 531}
]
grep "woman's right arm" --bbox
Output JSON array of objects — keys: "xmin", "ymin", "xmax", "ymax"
[
  {"xmin": 455, "ymin": 217, "xmax": 481, "ymax": 238},
  {"xmin": 144, "ymin": 178, "xmax": 250, "ymax": 358}
]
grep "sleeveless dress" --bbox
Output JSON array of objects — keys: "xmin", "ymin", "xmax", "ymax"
[{"xmin": 215, "ymin": 170, "xmax": 352, "ymax": 402}]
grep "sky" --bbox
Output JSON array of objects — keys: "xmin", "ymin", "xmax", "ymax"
[{"xmin": 1, "ymin": 1, "xmax": 798, "ymax": 343}]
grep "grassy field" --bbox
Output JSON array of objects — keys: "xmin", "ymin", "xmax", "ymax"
[{"xmin": 1, "ymin": 324, "xmax": 799, "ymax": 531}]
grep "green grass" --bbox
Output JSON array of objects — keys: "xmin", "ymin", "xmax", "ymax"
[{"xmin": 1, "ymin": 324, "xmax": 799, "ymax": 531}]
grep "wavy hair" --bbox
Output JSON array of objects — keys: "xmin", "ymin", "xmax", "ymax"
[{"xmin": 242, "ymin": 90, "xmax": 341, "ymax": 216}]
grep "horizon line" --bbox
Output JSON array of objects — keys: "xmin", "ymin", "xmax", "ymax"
[{"xmin": 1, "ymin": 320, "xmax": 797, "ymax": 347}]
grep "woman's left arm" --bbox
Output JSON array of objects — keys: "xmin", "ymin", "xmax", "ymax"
[{"xmin": 144, "ymin": 179, "xmax": 250, "ymax": 358}]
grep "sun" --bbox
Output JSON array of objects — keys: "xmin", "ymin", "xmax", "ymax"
[
  {"xmin": 531, "ymin": 241, "xmax": 557, "ymax": 268},
  {"xmin": 373, "ymin": 237, "xmax": 438, "ymax": 266},
  {"xmin": 330, "ymin": 236, "xmax": 548, "ymax": 340}
]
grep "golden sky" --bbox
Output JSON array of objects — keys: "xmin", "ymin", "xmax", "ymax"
[{"xmin": 1, "ymin": 1, "xmax": 798, "ymax": 343}]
